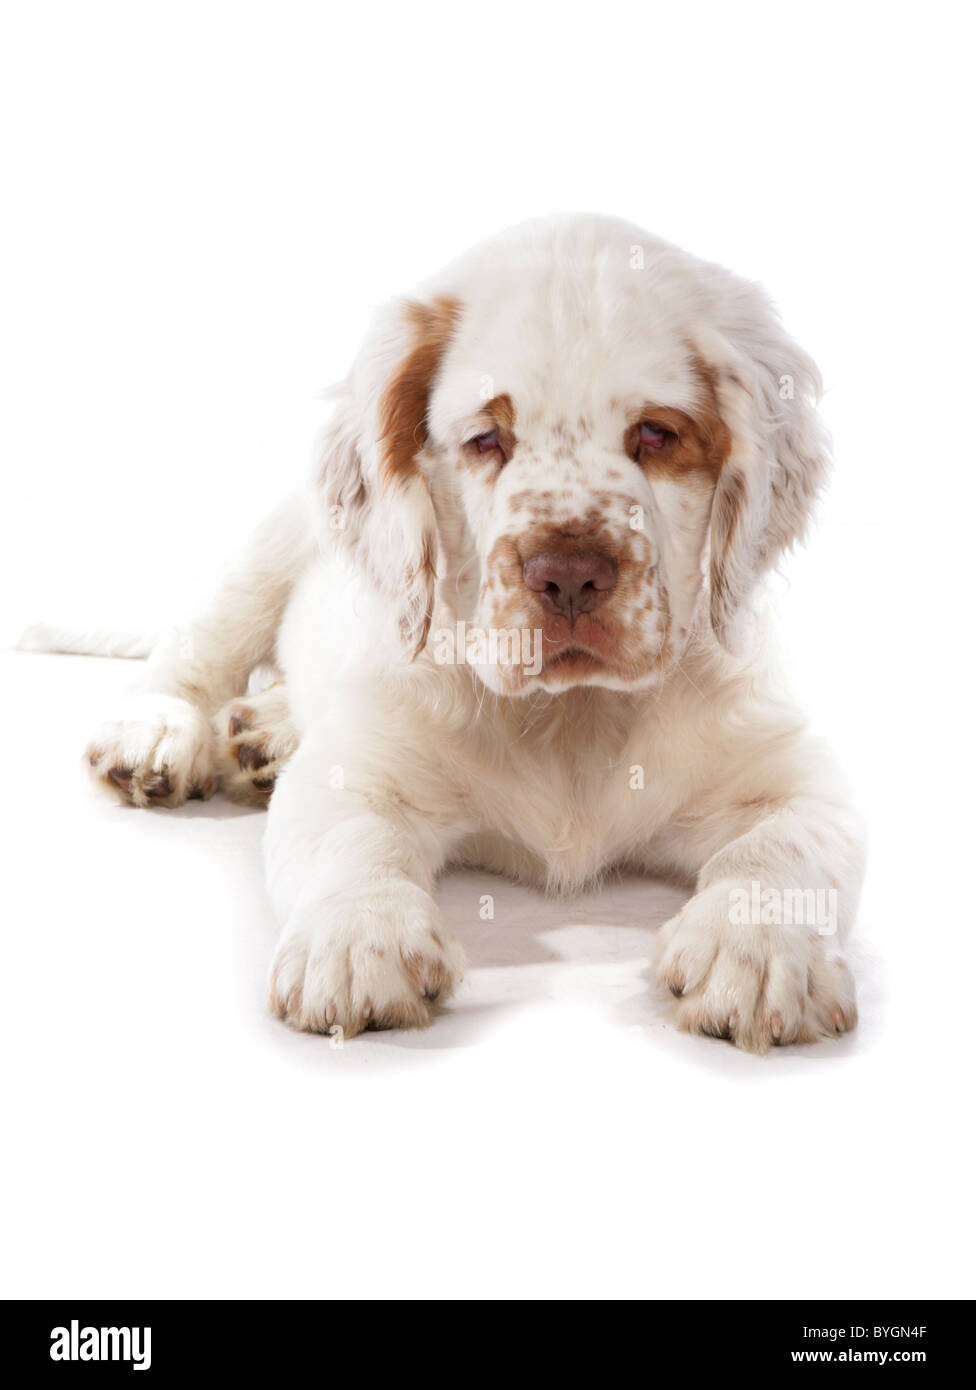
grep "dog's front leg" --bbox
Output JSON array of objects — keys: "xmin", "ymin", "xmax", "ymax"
[
  {"xmin": 85, "ymin": 496, "xmax": 311, "ymax": 807},
  {"xmin": 263, "ymin": 724, "xmax": 464, "ymax": 1037},
  {"xmin": 655, "ymin": 794, "xmax": 866, "ymax": 1051}
]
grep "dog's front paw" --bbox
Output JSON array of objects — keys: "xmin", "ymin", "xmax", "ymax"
[
  {"xmin": 656, "ymin": 883, "xmax": 857, "ymax": 1052},
  {"xmin": 85, "ymin": 694, "xmax": 215, "ymax": 807},
  {"xmin": 214, "ymin": 687, "xmax": 298, "ymax": 807},
  {"xmin": 268, "ymin": 882, "xmax": 464, "ymax": 1038}
]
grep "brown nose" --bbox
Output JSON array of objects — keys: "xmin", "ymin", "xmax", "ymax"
[{"xmin": 523, "ymin": 552, "xmax": 618, "ymax": 617}]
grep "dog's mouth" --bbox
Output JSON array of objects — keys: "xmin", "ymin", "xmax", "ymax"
[
  {"xmin": 470, "ymin": 585, "xmax": 667, "ymax": 692},
  {"xmin": 538, "ymin": 645, "xmax": 607, "ymax": 683},
  {"xmin": 534, "ymin": 621, "xmax": 625, "ymax": 686},
  {"xmin": 530, "ymin": 607, "xmax": 668, "ymax": 690},
  {"xmin": 539, "ymin": 611, "xmax": 618, "ymax": 668}
]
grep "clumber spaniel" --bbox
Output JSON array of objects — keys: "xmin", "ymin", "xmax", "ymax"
[{"xmin": 80, "ymin": 215, "xmax": 864, "ymax": 1051}]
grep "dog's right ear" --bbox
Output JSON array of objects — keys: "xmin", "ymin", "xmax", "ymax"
[{"xmin": 314, "ymin": 296, "xmax": 461, "ymax": 659}]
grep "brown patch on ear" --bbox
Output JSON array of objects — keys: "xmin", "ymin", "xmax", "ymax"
[
  {"xmin": 399, "ymin": 532, "xmax": 437, "ymax": 659},
  {"xmin": 378, "ymin": 296, "xmax": 461, "ymax": 485}
]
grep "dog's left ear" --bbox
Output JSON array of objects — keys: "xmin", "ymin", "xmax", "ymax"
[{"xmin": 700, "ymin": 299, "xmax": 830, "ymax": 651}]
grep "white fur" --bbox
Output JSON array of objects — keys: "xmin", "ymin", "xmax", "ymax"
[{"xmin": 79, "ymin": 215, "xmax": 865, "ymax": 1051}]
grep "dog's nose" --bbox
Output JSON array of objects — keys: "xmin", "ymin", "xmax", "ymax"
[{"xmin": 523, "ymin": 552, "xmax": 618, "ymax": 616}]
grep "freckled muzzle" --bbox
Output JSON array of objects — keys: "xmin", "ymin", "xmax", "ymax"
[{"xmin": 476, "ymin": 506, "xmax": 670, "ymax": 692}]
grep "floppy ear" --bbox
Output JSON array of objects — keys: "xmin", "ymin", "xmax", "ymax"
[
  {"xmin": 700, "ymin": 295, "xmax": 830, "ymax": 651},
  {"xmin": 315, "ymin": 295, "xmax": 460, "ymax": 658}
]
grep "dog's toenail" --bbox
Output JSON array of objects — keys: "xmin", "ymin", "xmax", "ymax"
[
  {"xmin": 252, "ymin": 777, "xmax": 274, "ymax": 792},
  {"xmin": 108, "ymin": 767, "xmax": 132, "ymax": 790},
  {"xmin": 701, "ymin": 1019, "xmax": 731, "ymax": 1041}
]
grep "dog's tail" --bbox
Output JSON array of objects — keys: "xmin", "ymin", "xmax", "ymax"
[{"xmin": 17, "ymin": 623, "xmax": 158, "ymax": 660}]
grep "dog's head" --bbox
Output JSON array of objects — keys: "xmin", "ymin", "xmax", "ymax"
[{"xmin": 318, "ymin": 215, "xmax": 827, "ymax": 695}]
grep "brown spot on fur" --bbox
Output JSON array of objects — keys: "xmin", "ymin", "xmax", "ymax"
[
  {"xmin": 625, "ymin": 404, "xmax": 730, "ymax": 482},
  {"xmin": 487, "ymin": 392, "xmax": 515, "ymax": 434},
  {"xmin": 624, "ymin": 353, "xmax": 732, "ymax": 482},
  {"xmin": 508, "ymin": 490, "xmax": 541, "ymax": 511},
  {"xmin": 462, "ymin": 392, "xmax": 517, "ymax": 470},
  {"xmin": 378, "ymin": 296, "xmax": 461, "ymax": 486}
]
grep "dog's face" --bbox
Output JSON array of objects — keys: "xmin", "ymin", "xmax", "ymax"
[
  {"xmin": 425, "ymin": 297, "xmax": 731, "ymax": 694},
  {"xmin": 321, "ymin": 216, "xmax": 827, "ymax": 696}
]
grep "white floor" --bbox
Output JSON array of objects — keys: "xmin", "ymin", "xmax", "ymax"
[{"xmin": 2, "ymin": 648, "xmax": 969, "ymax": 1300}]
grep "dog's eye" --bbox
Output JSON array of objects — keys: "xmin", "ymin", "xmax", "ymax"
[
  {"xmin": 471, "ymin": 428, "xmax": 500, "ymax": 453},
  {"xmin": 464, "ymin": 423, "xmax": 512, "ymax": 467},
  {"xmin": 638, "ymin": 422, "xmax": 675, "ymax": 451}
]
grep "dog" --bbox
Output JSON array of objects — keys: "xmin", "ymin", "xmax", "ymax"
[{"xmin": 79, "ymin": 214, "xmax": 865, "ymax": 1051}]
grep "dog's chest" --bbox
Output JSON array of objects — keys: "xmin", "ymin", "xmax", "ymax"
[{"xmin": 460, "ymin": 724, "xmax": 678, "ymax": 887}]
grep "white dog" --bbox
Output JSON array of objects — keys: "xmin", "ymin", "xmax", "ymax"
[{"xmin": 78, "ymin": 214, "xmax": 864, "ymax": 1051}]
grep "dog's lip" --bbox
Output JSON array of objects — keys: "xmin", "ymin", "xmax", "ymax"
[
  {"xmin": 540, "ymin": 622, "xmax": 613, "ymax": 667},
  {"xmin": 543, "ymin": 643, "xmax": 602, "ymax": 667},
  {"xmin": 538, "ymin": 643, "xmax": 612, "ymax": 680}
]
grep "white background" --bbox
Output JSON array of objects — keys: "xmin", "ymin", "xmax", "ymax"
[{"xmin": 2, "ymin": 1, "xmax": 974, "ymax": 1299}]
